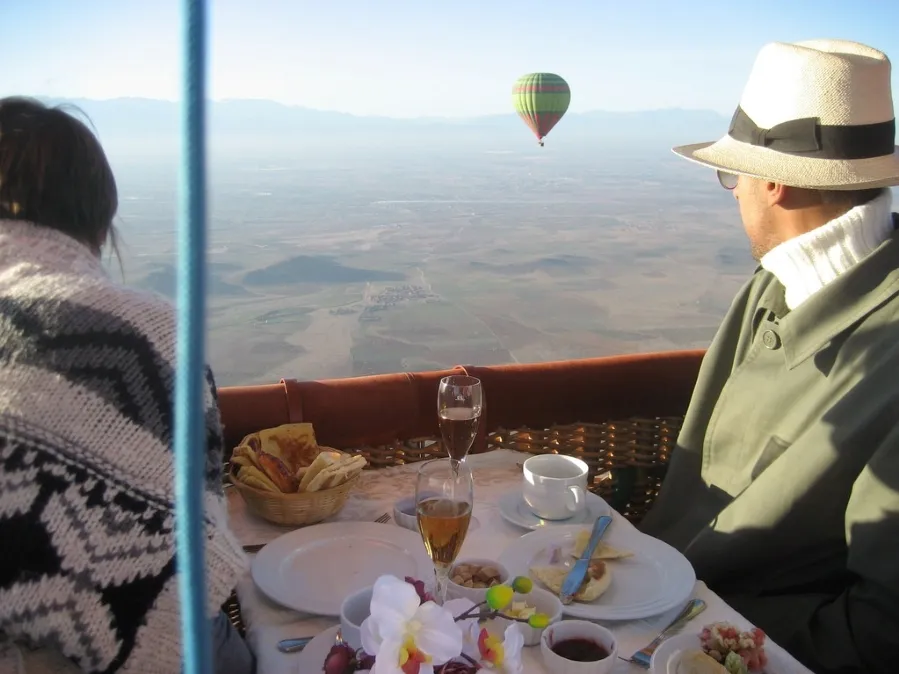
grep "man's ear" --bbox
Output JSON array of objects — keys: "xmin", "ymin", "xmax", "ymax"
[{"xmin": 765, "ymin": 181, "xmax": 788, "ymax": 207}]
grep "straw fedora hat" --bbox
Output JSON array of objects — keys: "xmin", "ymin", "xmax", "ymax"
[{"xmin": 673, "ymin": 39, "xmax": 899, "ymax": 190}]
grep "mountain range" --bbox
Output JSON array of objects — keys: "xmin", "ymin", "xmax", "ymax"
[{"xmin": 36, "ymin": 97, "xmax": 730, "ymax": 152}]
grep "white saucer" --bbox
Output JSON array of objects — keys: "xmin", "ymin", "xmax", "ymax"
[
  {"xmin": 297, "ymin": 625, "xmax": 372, "ymax": 674},
  {"xmin": 497, "ymin": 490, "xmax": 611, "ymax": 530}
]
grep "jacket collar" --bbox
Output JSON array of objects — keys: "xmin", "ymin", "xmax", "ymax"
[{"xmin": 775, "ymin": 212, "xmax": 899, "ymax": 369}]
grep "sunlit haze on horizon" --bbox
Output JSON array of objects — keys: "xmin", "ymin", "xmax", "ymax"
[{"xmin": 3, "ymin": 0, "xmax": 898, "ymax": 118}]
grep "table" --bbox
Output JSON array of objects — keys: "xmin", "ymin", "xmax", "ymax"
[{"xmin": 229, "ymin": 449, "xmax": 812, "ymax": 674}]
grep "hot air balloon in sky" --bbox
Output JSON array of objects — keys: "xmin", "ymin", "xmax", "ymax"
[{"xmin": 512, "ymin": 73, "xmax": 571, "ymax": 146}]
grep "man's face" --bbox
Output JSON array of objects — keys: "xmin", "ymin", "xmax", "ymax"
[{"xmin": 720, "ymin": 172, "xmax": 779, "ymax": 261}]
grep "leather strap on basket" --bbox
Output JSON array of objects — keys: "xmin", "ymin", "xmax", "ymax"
[{"xmin": 279, "ymin": 378, "xmax": 304, "ymax": 424}]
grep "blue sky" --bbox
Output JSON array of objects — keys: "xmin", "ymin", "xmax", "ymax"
[{"xmin": 3, "ymin": 0, "xmax": 898, "ymax": 118}]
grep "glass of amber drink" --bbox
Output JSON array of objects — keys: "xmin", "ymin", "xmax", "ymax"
[{"xmin": 415, "ymin": 458, "xmax": 474, "ymax": 604}]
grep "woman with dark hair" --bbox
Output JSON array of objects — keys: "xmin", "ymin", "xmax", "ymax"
[{"xmin": 0, "ymin": 97, "xmax": 255, "ymax": 673}]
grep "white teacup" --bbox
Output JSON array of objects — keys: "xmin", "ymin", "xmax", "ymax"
[
  {"xmin": 522, "ymin": 454, "xmax": 588, "ymax": 520},
  {"xmin": 339, "ymin": 585, "xmax": 373, "ymax": 651}
]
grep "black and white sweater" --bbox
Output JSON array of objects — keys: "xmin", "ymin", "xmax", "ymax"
[{"xmin": 0, "ymin": 220, "xmax": 248, "ymax": 673}]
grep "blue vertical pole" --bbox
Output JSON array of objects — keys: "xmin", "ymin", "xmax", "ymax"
[{"xmin": 174, "ymin": 0, "xmax": 212, "ymax": 673}]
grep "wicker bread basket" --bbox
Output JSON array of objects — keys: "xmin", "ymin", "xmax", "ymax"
[{"xmin": 228, "ymin": 451, "xmax": 360, "ymax": 526}]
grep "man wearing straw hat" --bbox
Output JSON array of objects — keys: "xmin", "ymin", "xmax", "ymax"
[{"xmin": 640, "ymin": 40, "xmax": 899, "ymax": 674}]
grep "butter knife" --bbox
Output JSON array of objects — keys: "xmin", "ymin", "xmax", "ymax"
[{"xmin": 559, "ymin": 515, "xmax": 612, "ymax": 604}]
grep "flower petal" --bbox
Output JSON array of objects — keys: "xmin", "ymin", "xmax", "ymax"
[
  {"xmin": 370, "ymin": 637, "xmax": 402, "ymax": 674},
  {"xmin": 361, "ymin": 615, "xmax": 383, "ymax": 656},
  {"xmin": 458, "ymin": 621, "xmax": 481, "ymax": 660},
  {"xmin": 442, "ymin": 597, "xmax": 476, "ymax": 619},
  {"xmin": 501, "ymin": 624, "xmax": 524, "ymax": 674},
  {"xmin": 503, "ymin": 623, "xmax": 524, "ymax": 655},
  {"xmin": 369, "ymin": 575, "xmax": 422, "ymax": 641},
  {"xmin": 413, "ymin": 602, "xmax": 464, "ymax": 664}
]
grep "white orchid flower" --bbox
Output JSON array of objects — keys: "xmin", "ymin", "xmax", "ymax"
[
  {"xmin": 361, "ymin": 575, "xmax": 463, "ymax": 674},
  {"xmin": 443, "ymin": 597, "xmax": 525, "ymax": 673},
  {"xmin": 442, "ymin": 598, "xmax": 480, "ymax": 660}
]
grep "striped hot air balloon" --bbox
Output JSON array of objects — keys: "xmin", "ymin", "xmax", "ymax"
[{"xmin": 512, "ymin": 73, "xmax": 571, "ymax": 146}]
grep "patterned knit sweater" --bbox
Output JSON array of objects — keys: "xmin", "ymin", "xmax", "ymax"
[{"xmin": 0, "ymin": 220, "xmax": 248, "ymax": 673}]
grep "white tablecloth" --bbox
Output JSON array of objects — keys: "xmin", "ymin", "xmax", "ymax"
[{"xmin": 229, "ymin": 450, "xmax": 812, "ymax": 674}]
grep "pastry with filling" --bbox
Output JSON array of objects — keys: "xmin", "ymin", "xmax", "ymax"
[
  {"xmin": 255, "ymin": 452, "xmax": 299, "ymax": 492},
  {"xmin": 530, "ymin": 560, "xmax": 612, "ymax": 602}
]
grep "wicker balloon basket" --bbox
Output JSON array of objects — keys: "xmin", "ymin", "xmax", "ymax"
[{"xmin": 228, "ymin": 460, "xmax": 359, "ymax": 526}]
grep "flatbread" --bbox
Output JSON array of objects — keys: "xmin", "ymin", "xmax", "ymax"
[
  {"xmin": 298, "ymin": 450, "xmax": 343, "ymax": 491},
  {"xmin": 257, "ymin": 423, "xmax": 320, "ymax": 468},
  {"xmin": 305, "ymin": 455, "xmax": 367, "ymax": 492},
  {"xmin": 530, "ymin": 560, "xmax": 612, "ymax": 602},
  {"xmin": 673, "ymin": 650, "xmax": 728, "ymax": 674},
  {"xmin": 572, "ymin": 530, "xmax": 633, "ymax": 560},
  {"xmin": 230, "ymin": 424, "xmax": 368, "ymax": 493},
  {"xmin": 230, "ymin": 445, "xmax": 262, "ymax": 471},
  {"xmin": 237, "ymin": 465, "xmax": 280, "ymax": 493}
]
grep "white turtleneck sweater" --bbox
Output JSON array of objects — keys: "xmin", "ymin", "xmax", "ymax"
[{"xmin": 760, "ymin": 189, "xmax": 894, "ymax": 310}]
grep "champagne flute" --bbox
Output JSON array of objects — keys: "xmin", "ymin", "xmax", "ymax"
[
  {"xmin": 415, "ymin": 458, "xmax": 474, "ymax": 604},
  {"xmin": 437, "ymin": 375, "xmax": 483, "ymax": 463}
]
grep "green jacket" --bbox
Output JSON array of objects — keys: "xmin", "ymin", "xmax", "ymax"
[{"xmin": 641, "ymin": 215, "xmax": 899, "ymax": 674}]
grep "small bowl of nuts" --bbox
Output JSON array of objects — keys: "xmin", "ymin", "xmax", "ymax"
[{"xmin": 446, "ymin": 558, "xmax": 510, "ymax": 604}]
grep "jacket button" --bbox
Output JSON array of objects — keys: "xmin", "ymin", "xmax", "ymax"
[{"xmin": 762, "ymin": 329, "xmax": 781, "ymax": 350}]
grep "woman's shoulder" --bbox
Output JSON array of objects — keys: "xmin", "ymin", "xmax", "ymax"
[{"xmin": 66, "ymin": 275, "xmax": 181, "ymax": 362}]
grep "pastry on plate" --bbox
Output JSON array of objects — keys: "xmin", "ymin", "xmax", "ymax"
[
  {"xmin": 530, "ymin": 560, "xmax": 611, "ymax": 602},
  {"xmin": 571, "ymin": 529, "xmax": 633, "ymax": 560}
]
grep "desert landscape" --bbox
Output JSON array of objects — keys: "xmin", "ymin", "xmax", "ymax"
[{"xmin": 97, "ymin": 99, "xmax": 757, "ymax": 387}]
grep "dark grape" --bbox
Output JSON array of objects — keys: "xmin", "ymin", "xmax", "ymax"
[
  {"xmin": 437, "ymin": 661, "xmax": 480, "ymax": 673},
  {"xmin": 323, "ymin": 644, "xmax": 355, "ymax": 674},
  {"xmin": 404, "ymin": 576, "xmax": 435, "ymax": 604}
]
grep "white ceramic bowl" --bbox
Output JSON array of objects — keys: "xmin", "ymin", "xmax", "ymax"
[
  {"xmin": 493, "ymin": 586, "xmax": 563, "ymax": 646},
  {"xmin": 445, "ymin": 558, "xmax": 510, "ymax": 604},
  {"xmin": 339, "ymin": 585, "xmax": 373, "ymax": 651},
  {"xmin": 540, "ymin": 619, "xmax": 618, "ymax": 674},
  {"xmin": 392, "ymin": 496, "xmax": 418, "ymax": 532}
]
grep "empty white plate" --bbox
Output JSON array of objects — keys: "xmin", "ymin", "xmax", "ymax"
[
  {"xmin": 498, "ymin": 523, "xmax": 695, "ymax": 621},
  {"xmin": 497, "ymin": 490, "xmax": 612, "ymax": 530},
  {"xmin": 251, "ymin": 521, "xmax": 433, "ymax": 616}
]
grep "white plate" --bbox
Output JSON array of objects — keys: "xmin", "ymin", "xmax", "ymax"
[
  {"xmin": 296, "ymin": 625, "xmax": 372, "ymax": 674},
  {"xmin": 497, "ymin": 490, "xmax": 612, "ymax": 530},
  {"xmin": 651, "ymin": 633, "xmax": 800, "ymax": 674},
  {"xmin": 498, "ymin": 524, "xmax": 695, "ymax": 621},
  {"xmin": 251, "ymin": 521, "xmax": 433, "ymax": 616}
]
